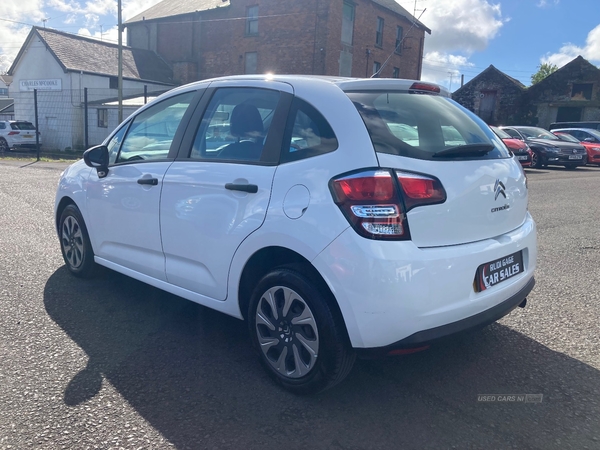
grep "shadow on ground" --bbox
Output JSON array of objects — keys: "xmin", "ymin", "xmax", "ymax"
[{"xmin": 44, "ymin": 267, "xmax": 600, "ymax": 450}]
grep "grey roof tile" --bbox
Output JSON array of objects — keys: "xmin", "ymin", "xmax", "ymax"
[
  {"xmin": 127, "ymin": 0, "xmax": 230, "ymax": 23},
  {"xmin": 34, "ymin": 27, "xmax": 174, "ymax": 85}
]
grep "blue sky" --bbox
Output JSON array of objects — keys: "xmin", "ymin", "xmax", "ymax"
[{"xmin": 1, "ymin": 0, "xmax": 599, "ymax": 89}]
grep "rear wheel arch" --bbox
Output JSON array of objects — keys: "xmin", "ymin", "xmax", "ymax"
[{"xmin": 237, "ymin": 247, "xmax": 346, "ymax": 331}]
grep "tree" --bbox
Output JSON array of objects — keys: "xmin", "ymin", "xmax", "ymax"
[{"xmin": 530, "ymin": 63, "xmax": 558, "ymax": 85}]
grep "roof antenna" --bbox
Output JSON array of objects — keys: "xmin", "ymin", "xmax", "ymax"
[{"xmin": 371, "ymin": 8, "xmax": 426, "ymax": 78}]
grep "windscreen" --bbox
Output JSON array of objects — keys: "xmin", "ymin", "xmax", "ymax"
[
  {"xmin": 11, "ymin": 122, "xmax": 36, "ymax": 130},
  {"xmin": 346, "ymin": 91, "xmax": 510, "ymax": 161}
]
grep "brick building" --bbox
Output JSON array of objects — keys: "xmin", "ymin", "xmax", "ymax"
[{"xmin": 125, "ymin": 0, "xmax": 430, "ymax": 85}]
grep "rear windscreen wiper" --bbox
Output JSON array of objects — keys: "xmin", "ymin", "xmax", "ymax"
[{"xmin": 432, "ymin": 143, "xmax": 495, "ymax": 158}]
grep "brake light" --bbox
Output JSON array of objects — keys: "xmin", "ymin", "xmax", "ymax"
[
  {"xmin": 8, "ymin": 131, "xmax": 19, "ymax": 136},
  {"xmin": 331, "ymin": 169, "xmax": 446, "ymax": 240},
  {"xmin": 408, "ymin": 82, "xmax": 441, "ymax": 94}
]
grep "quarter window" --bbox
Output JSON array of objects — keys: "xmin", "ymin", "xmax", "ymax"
[
  {"xmin": 246, "ymin": 6, "xmax": 259, "ymax": 35},
  {"xmin": 190, "ymin": 87, "xmax": 280, "ymax": 163},
  {"xmin": 115, "ymin": 91, "xmax": 195, "ymax": 163},
  {"xmin": 281, "ymin": 98, "xmax": 338, "ymax": 163},
  {"xmin": 376, "ymin": 17, "xmax": 384, "ymax": 47}
]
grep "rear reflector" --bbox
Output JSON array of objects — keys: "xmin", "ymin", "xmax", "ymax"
[{"xmin": 388, "ymin": 345, "xmax": 430, "ymax": 355}]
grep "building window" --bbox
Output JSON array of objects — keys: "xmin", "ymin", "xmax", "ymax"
[
  {"xmin": 376, "ymin": 17, "xmax": 384, "ymax": 47},
  {"xmin": 98, "ymin": 109, "xmax": 108, "ymax": 128},
  {"xmin": 341, "ymin": 2, "xmax": 355, "ymax": 45},
  {"xmin": 109, "ymin": 77, "xmax": 118, "ymax": 89},
  {"xmin": 392, "ymin": 67, "xmax": 400, "ymax": 78},
  {"xmin": 246, "ymin": 6, "xmax": 258, "ymax": 35},
  {"xmin": 245, "ymin": 52, "xmax": 257, "ymax": 74},
  {"xmin": 373, "ymin": 61, "xmax": 381, "ymax": 77},
  {"xmin": 395, "ymin": 26, "xmax": 403, "ymax": 54},
  {"xmin": 571, "ymin": 83, "xmax": 593, "ymax": 100}
]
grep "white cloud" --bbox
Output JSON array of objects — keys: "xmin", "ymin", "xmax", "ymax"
[
  {"xmin": 541, "ymin": 24, "xmax": 600, "ymax": 68},
  {"xmin": 536, "ymin": 0, "xmax": 559, "ymax": 8},
  {"xmin": 416, "ymin": 0, "xmax": 505, "ymax": 85},
  {"xmin": 0, "ymin": 0, "xmax": 45, "ymax": 72}
]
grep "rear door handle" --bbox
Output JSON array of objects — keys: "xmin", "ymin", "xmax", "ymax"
[
  {"xmin": 225, "ymin": 183, "xmax": 258, "ymax": 193},
  {"xmin": 137, "ymin": 177, "xmax": 158, "ymax": 186}
]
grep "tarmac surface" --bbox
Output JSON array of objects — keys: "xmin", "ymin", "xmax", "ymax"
[{"xmin": 0, "ymin": 159, "xmax": 599, "ymax": 449}]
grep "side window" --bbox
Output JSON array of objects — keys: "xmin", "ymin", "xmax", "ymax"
[
  {"xmin": 190, "ymin": 87, "xmax": 280, "ymax": 163},
  {"xmin": 115, "ymin": 91, "xmax": 195, "ymax": 164},
  {"xmin": 106, "ymin": 124, "xmax": 128, "ymax": 165},
  {"xmin": 281, "ymin": 98, "xmax": 338, "ymax": 163},
  {"xmin": 0, "ymin": 123, "xmax": 5, "ymax": 129},
  {"xmin": 503, "ymin": 128, "xmax": 520, "ymax": 139}
]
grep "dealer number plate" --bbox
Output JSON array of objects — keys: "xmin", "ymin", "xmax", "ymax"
[
  {"xmin": 568, "ymin": 155, "xmax": 582, "ymax": 159},
  {"xmin": 475, "ymin": 250, "xmax": 523, "ymax": 292}
]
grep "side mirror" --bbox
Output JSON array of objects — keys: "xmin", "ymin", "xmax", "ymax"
[{"xmin": 83, "ymin": 145, "xmax": 109, "ymax": 178}]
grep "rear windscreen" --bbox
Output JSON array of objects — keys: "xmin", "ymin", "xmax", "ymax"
[
  {"xmin": 346, "ymin": 91, "xmax": 510, "ymax": 161},
  {"xmin": 11, "ymin": 122, "xmax": 36, "ymax": 130}
]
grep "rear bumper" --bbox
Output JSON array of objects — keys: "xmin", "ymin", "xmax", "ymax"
[
  {"xmin": 355, "ymin": 276, "xmax": 535, "ymax": 357},
  {"xmin": 313, "ymin": 214, "xmax": 537, "ymax": 349}
]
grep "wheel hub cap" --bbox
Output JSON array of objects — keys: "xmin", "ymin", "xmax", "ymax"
[{"xmin": 255, "ymin": 286, "xmax": 319, "ymax": 379}]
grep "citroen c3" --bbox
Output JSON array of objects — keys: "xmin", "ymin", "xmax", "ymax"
[{"xmin": 55, "ymin": 75, "xmax": 537, "ymax": 394}]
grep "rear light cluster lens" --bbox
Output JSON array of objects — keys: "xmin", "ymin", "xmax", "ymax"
[
  {"xmin": 330, "ymin": 169, "xmax": 446, "ymax": 240},
  {"xmin": 408, "ymin": 82, "xmax": 441, "ymax": 94},
  {"xmin": 8, "ymin": 131, "xmax": 19, "ymax": 136}
]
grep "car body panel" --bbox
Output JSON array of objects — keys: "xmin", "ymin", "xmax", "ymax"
[
  {"xmin": 55, "ymin": 74, "xmax": 536, "ymax": 358},
  {"xmin": 552, "ymin": 128, "xmax": 600, "ymax": 165}
]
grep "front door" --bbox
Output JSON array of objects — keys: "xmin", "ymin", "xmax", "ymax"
[{"xmin": 85, "ymin": 91, "xmax": 197, "ymax": 280}]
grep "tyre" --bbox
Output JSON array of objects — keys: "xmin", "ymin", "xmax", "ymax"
[
  {"xmin": 59, "ymin": 204, "xmax": 96, "ymax": 278},
  {"xmin": 248, "ymin": 268, "xmax": 355, "ymax": 394},
  {"xmin": 531, "ymin": 151, "xmax": 543, "ymax": 169},
  {"xmin": 0, "ymin": 137, "xmax": 9, "ymax": 152}
]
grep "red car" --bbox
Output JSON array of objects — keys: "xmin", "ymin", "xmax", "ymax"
[
  {"xmin": 491, "ymin": 126, "xmax": 533, "ymax": 167},
  {"xmin": 552, "ymin": 129, "xmax": 600, "ymax": 166}
]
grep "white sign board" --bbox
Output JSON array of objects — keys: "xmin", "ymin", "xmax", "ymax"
[{"xmin": 19, "ymin": 79, "xmax": 62, "ymax": 91}]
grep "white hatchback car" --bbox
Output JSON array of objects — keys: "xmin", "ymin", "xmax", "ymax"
[
  {"xmin": 0, "ymin": 120, "xmax": 41, "ymax": 151},
  {"xmin": 55, "ymin": 75, "xmax": 537, "ymax": 393}
]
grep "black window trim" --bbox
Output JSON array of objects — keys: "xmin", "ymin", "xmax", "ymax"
[
  {"xmin": 107, "ymin": 89, "xmax": 206, "ymax": 167},
  {"xmin": 175, "ymin": 87, "xmax": 294, "ymax": 166}
]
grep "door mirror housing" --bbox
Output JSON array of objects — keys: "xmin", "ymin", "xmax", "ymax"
[{"xmin": 83, "ymin": 145, "xmax": 109, "ymax": 178}]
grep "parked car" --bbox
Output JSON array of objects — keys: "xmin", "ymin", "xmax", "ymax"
[
  {"xmin": 0, "ymin": 120, "xmax": 41, "ymax": 152},
  {"xmin": 490, "ymin": 126, "xmax": 533, "ymax": 167},
  {"xmin": 499, "ymin": 126, "xmax": 587, "ymax": 169},
  {"xmin": 55, "ymin": 75, "xmax": 537, "ymax": 393},
  {"xmin": 548, "ymin": 121, "xmax": 600, "ymax": 131},
  {"xmin": 552, "ymin": 128, "xmax": 600, "ymax": 166}
]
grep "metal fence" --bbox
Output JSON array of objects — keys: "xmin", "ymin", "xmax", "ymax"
[{"xmin": 4, "ymin": 86, "xmax": 171, "ymax": 159}]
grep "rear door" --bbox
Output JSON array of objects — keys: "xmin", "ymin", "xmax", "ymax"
[
  {"xmin": 160, "ymin": 81, "xmax": 293, "ymax": 300},
  {"xmin": 347, "ymin": 90, "xmax": 527, "ymax": 248}
]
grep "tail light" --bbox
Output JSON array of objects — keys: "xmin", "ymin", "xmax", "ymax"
[
  {"xmin": 8, "ymin": 131, "xmax": 19, "ymax": 135},
  {"xmin": 330, "ymin": 169, "xmax": 446, "ymax": 240}
]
